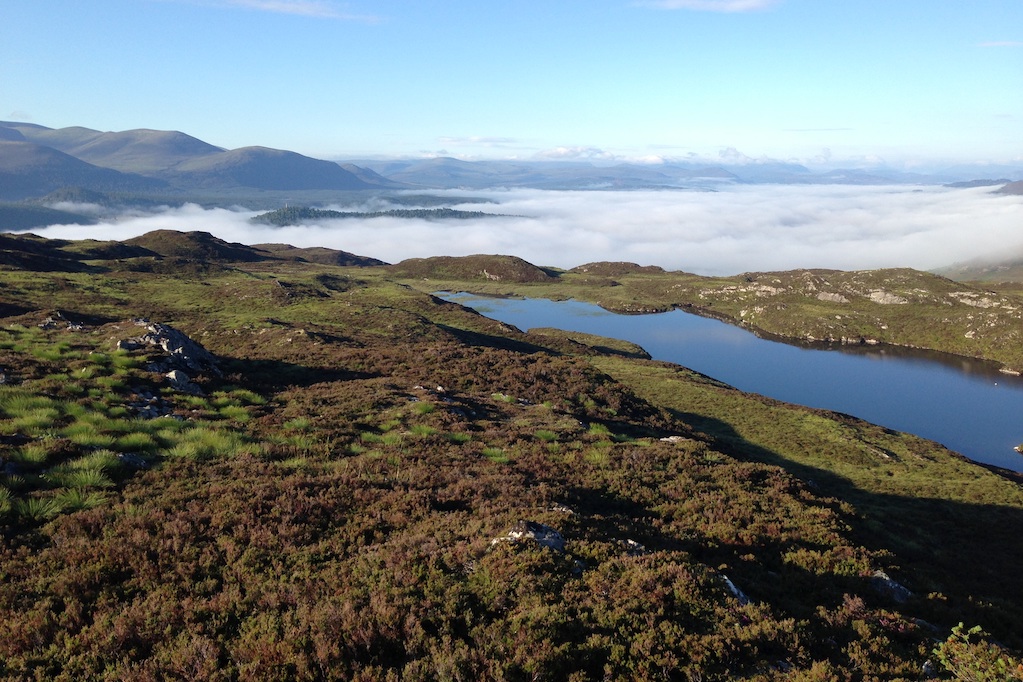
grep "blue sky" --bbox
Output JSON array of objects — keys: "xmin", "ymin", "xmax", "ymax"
[{"xmin": 2, "ymin": 0, "xmax": 1021, "ymax": 166}]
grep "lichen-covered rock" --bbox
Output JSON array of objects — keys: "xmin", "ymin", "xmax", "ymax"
[
  {"xmin": 721, "ymin": 575, "xmax": 751, "ymax": 605},
  {"xmin": 491, "ymin": 520, "xmax": 565, "ymax": 552},
  {"xmin": 872, "ymin": 569, "xmax": 912, "ymax": 603},
  {"xmin": 165, "ymin": 369, "xmax": 204, "ymax": 396},
  {"xmin": 117, "ymin": 320, "xmax": 221, "ymax": 376},
  {"xmin": 868, "ymin": 291, "xmax": 908, "ymax": 305}
]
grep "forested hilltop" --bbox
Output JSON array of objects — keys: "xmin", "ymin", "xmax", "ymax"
[
  {"xmin": 250, "ymin": 206, "xmax": 513, "ymax": 226},
  {"xmin": 1, "ymin": 231, "xmax": 1022, "ymax": 680}
]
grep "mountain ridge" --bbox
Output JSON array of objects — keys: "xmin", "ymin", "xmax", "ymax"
[
  {"xmin": 0, "ymin": 122, "xmax": 400, "ymax": 195},
  {"xmin": 4, "ymin": 121, "xmax": 1023, "ymax": 200}
]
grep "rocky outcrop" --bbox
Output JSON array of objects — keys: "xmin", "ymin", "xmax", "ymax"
[
  {"xmin": 867, "ymin": 291, "xmax": 908, "ymax": 305},
  {"xmin": 722, "ymin": 575, "xmax": 750, "ymax": 605},
  {"xmin": 871, "ymin": 569, "xmax": 912, "ymax": 603},
  {"xmin": 38, "ymin": 310, "xmax": 86, "ymax": 331},
  {"xmin": 117, "ymin": 320, "xmax": 221, "ymax": 377},
  {"xmin": 165, "ymin": 369, "xmax": 204, "ymax": 396},
  {"xmin": 491, "ymin": 521, "xmax": 566, "ymax": 552},
  {"xmin": 126, "ymin": 385, "xmax": 180, "ymax": 418}
]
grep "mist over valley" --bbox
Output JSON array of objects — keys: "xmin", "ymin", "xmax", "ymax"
[
  {"xmin": 3, "ymin": 121, "xmax": 1022, "ymax": 277},
  {"xmin": 15, "ymin": 184, "xmax": 1022, "ymax": 278}
]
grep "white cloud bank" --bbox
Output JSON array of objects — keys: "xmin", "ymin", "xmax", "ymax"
[{"xmin": 26, "ymin": 186, "xmax": 1023, "ymax": 276}]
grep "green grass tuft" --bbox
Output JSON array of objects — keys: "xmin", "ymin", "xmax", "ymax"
[
  {"xmin": 14, "ymin": 497, "xmax": 61, "ymax": 521},
  {"xmin": 482, "ymin": 447, "xmax": 509, "ymax": 464},
  {"xmin": 52, "ymin": 487, "xmax": 108, "ymax": 512}
]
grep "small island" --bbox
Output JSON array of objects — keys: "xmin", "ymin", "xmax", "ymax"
[{"xmin": 251, "ymin": 205, "xmax": 515, "ymax": 226}]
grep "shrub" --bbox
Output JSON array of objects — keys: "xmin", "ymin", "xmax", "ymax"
[{"xmin": 933, "ymin": 623, "xmax": 1023, "ymax": 681}]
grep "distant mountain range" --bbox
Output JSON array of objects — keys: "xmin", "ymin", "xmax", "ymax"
[
  {"xmin": 345, "ymin": 157, "xmax": 1023, "ymax": 190},
  {"xmin": 2, "ymin": 121, "xmax": 1022, "ymax": 203},
  {"xmin": 0, "ymin": 122, "xmax": 401, "ymax": 201}
]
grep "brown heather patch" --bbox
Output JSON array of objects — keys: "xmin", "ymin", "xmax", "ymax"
[{"xmin": 0, "ymin": 233, "xmax": 1021, "ymax": 679}]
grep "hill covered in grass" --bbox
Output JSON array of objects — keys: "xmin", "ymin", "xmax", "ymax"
[{"xmin": 1, "ymin": 232, "xmax": 1022, "ymax": 679}]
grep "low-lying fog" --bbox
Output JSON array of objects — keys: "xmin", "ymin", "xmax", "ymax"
[{"xmin": 29, "ymin": 185, "xmax": 1023, "ymax": 275}]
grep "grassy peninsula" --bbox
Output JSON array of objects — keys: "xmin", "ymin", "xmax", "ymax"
[{"xmin": 1, "ymin": 232, "xmax": 1022, "ymax": 680}]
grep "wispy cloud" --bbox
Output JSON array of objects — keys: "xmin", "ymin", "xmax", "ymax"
[
  {"xmin": 978, "ymin": 40, "xmax": 1023, "ymax": 48},
  {"xmin": 437, "ymin": 136, "xmax": 519, "ymax": 147},
  {"xmin": 180, "ymin": 0, "xmax": 381, "ymax": 21},
  {"xmin": 782, "ymin": 128, "xmax": 854, "ymax": 133},
  {"xmin": 639, "ymin": 0, "xmax": 781, "ymax": 12},
  {"xmin": 533, "ymin": 146, "xmax": 618, "ymax": 161}
]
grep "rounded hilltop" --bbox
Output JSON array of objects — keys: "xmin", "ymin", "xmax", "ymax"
[{"xmin": 388, "ymin": 254, "xmax": 558, "ymax": 283}]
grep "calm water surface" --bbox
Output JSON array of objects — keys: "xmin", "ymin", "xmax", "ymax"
[{"xmin": 440, "ymin": 293, "xmax": 1023, "ymax": 473}]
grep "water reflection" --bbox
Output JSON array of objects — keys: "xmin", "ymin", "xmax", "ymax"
[{"xmin": 440, "ymin": 292, "xmax": 1023, "ymax": 473}]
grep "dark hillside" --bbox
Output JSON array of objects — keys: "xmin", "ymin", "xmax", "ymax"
[
  {"xmin": 165, "ymin": 147, "xmax": 375, "ymax": 190},
  {"xmin": 0, "ymin": 123, "xmax": 105, "ymax": 151},
  {"xmin": 0, "ymin": 203, "xmax": 95, "ymax": 231},
  {"xmin": 0, "ymin": 232, "xmax": 154, "ymax": 270},
  {"xmin": 571, "ymin": 261, "xmax": 667, "ymax": 276},
  {"xmin": 122, "ymin": 229, "xmax": 272, "ymax": 262},
  {"xmin": 0, "ymin": 141, "xmax": 166, "ymax": 200},
  {"xmin": 57, "ymin": 128, "xmax": 225, "ymax": 173},
  {"xmin": 337, "ymin": 162, "xmax": 408, "ymax": 189},
  {"xmin": 0, "ymin": 123, "xmax": 223, "ymax": 173},
  {"xmin": 390, "ymin": 254, "xmax": 558, "ymax": 283},
  {"xmin": 0, "ymin": 232, "xmax": 87, "ymax": 271},
  {"xmin": 995, "ymin": 180, "xmax": 1023, "ymax": 195},
  {"xmin": 0, "ymin": 123, "xmax": 396, "ymax": 194},
  {"xmin": 251, "ymin": 206, "xmax": 508, "ymax": 226},
  {"xmin": 252, "ymin": 242, "xmax": 387, "ymax": 267}
]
